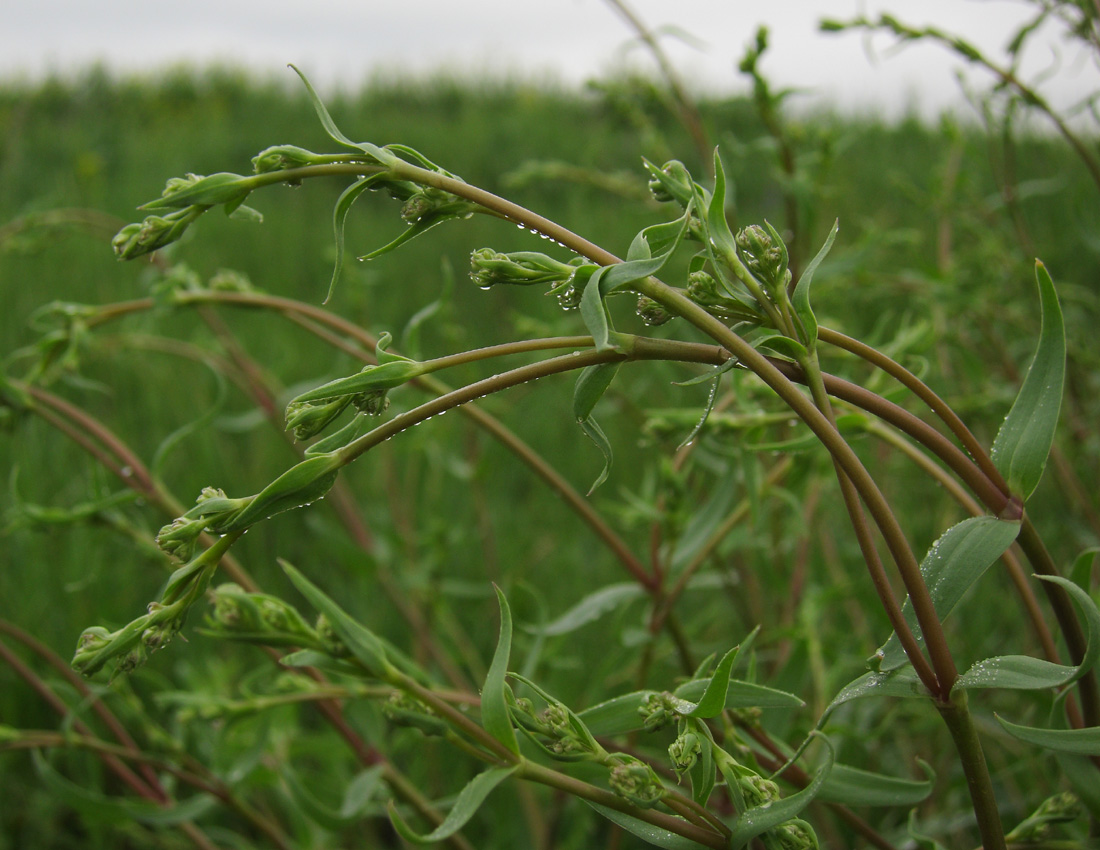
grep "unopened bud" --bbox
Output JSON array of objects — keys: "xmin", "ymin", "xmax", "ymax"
[
  {"xmin": 251, "ymin": 145, "xmax": 328, "ymax": 174},
  {"xmin": 636, "ymin": 295, "xmax": 672, "ymax": 326},
  {"xmin": 609, "ymin": 758, "xmax": 666, "ymax": 808},
  {"xmin": 735, "ymin": 223, "xmax": 790, "ymax": 294}
]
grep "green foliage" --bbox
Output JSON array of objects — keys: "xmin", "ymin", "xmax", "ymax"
[{"xmin": 2, "ymin": 5, "xmax": 1100, "ymax": 848}]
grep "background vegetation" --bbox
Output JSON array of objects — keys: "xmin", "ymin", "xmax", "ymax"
[{"xmin": 1, "ymin": 17, "xmax": 1098, "ymax": 846}]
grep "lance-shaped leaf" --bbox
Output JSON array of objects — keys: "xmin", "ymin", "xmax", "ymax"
[
  {"xmin": 955, "ymin": 574, "xmax": 1100, "ymax": 691},
  {"xmin": 217, "ymin": 452, "xmax": 343, "ymax": 533},
  {"xmin": 791, "ymin": 219, "xmax": 838, "ymax": 349},
  {"xmin": 289, "ymin": 64, "xmax": 395, "ymax": 166},
  {"xmin": 528, "ymin": 582, "xmax": 646, "ymax": 636},
  {"xmin": 817, "ymin": 760, "xmax": 934, "ymax": 807},
  {"xmin": 705, "ymin": 151, "xmax": 737, "ymax": 258},
  {"xmin": 580, "ymin": 213, "xmax": 690, "ymax": 351},
  {"xmin": 997, "ymin": 714, "xmax": 1100, "ymax": 755},
  {"xmin": 991, "ymin": 261, "xmax": 1065, "ymax": 499},
  {"xmin": 325, "ymin": 175, "xmax": 376, "ymax": 303},
  {"xmin": 875, "ymin": 516, "xmax": 1021, "ymax": 672},
  {"xmin": 388, "ymin": 765, "xmax": 519, "ymax": 844},
  {"xmin": 287, "ymin": 357, "xmax": 424, "ymax": 407},
  {"xmin": 580, "ymin": 681, "xmax": 801, "ymax": 738},
  {"xmin": 140, "ymin": 172, "xmax": 254, "ymax": 211},
  {"xmin": 583, "ymin": 801, "xmax": 709, "ymax": 849},
  {"xmin": 573, "ymin": 362, "xmax": 622, "ymax": 495},
  {"xmin": 671, "ymin": 646, "xmax": 740, "ymax": 719},
  {"xmin": 482, "ymin": 585, "xmax": 520, "ymax": 756},
  {"xmin": 281, "ymin": 559, "xmax": 394, "ymax": 679},
  {"xmin": 32, "ymin": 751, "xmax": 217, "ymax": 825}
]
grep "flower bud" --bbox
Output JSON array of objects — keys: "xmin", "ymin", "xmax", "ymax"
[
  {"xmin": 112, "ymin": 210, "xmax": 196, "ymax": 260},
  {"xmin": 735, "ymin": 223, "xmax": 791, "ymax": 294},
  {"xmin": 609, "ymin": 758, "xmax": 666, "ymax": 808},
  {"xmin": 685, "ymin": 270, "xmax": 763, "ymax": 325},
  {"xmin": 774, "ymin": 821, "xmax": 818, "ymax": 850},
  {"xmin": 316, "ymin": 614, "xmax": 350, "ymax": 658},
  {"xmin": 251, "ymin": 145, "xmax": 328, "ymax": 174},
  {"xmin": 351, "ymin": 390, "xmax": 390, "ymax": 416},
  {"xmin": 741, "ymin": 771, "xmax": 781, "ymax": 807},
  {"xmin": 285, "ymin": 396, "xmax": 354, "ymax": 441},
  {"xmin": 636, "ymin": 295, "xmax": 672, "ymax": 326},
  {"xmin": 638, "ymin": 691, "xmax": 678, "ymax": 731},
  {"xmin": 469, "ymin": 248, "xmax": 578, "ymax": 289},
  {"xmin": 645, "ymin": 160, "xmax": 694, "ymax": 208},
  {"xmin": 668, "ymin": 731, "xmax": 703, "ymax": 776},
  {"xmin": 384, "ymin": 691, "xmax": 447, "ymax": 736},
  {"xmin": 155, "ymin": 515, "xmax": 207, "ymax": 562}
]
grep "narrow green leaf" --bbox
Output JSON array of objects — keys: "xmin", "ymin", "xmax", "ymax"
[
  {"xmin": 679, "ymin": 646, "xmax": 740, "ymax": 719},
  {"xmin": 221, "ymin": 453, "xmax": 343, "ymax": 532},
  {"xmin": 358, "ymin": 212, "xmax": 467, "ymax": 262},
  {"xmin": 326, "ymin": 176, "xmax": 374, "ymax": 303},
  {"xmin": 728, "ymin": 735, "xmax": 834, "ymax": 849},
  {"xmin": 791, "ymin": 219, "xmax": 838, "ymax": 348},
  {"xmin": 579, "ymin": 691, "xmax": 660, "ymax": 737},
  {"xmin": 32, "ymin": 751, "xmax": 216, "ymax": 825},
  {"xmin": 876, "ymin": 516, "xmax": 1021, "ymax": 672},
  {"xmin": 705, "ymin": 151, "xmax": 737, "ymax": 257},
  {"xmin": 388, "ymin": 765, "xmax": 518, "ymax": 843},
  {"xmin": 991, "ymin": 261, "xmax": 1065, "ymax": 499},
  {"xmin": 824, "ymin": 666, "xmax": 928, "ymax": 716},
  {"xmin": 281, "ymin": 559, "xmax": 393, "ymax": 678},
  {"xmin": 817, "ymin": 760, "xmax": 934, "ymax": 807},
  {"xmin": 139, "ymin": 172, "xmax": 252, "ymax": 211},
  {"xmin": 674, "ymin": 678, "xmax": 804, "ymax": 711},
  {"xmin": 284, "ymin": 764, "xmax": 385, "ymax": 830},
  {"xmin": 288, "ymin": 64, "xmax": 394, "ymax": 165},
  {"xmin": 482, "ymin": 586, "xmax": 520, "ymax": 756},
  {"xmin": 573, "ymin": 362, "xmax": 621, "ymax": 420},
  {"xmin": 955, "ymin": 574, "xmax": 1100, "ymax": 691},
  {"xmin": 529, "ymin": 583, "xmax": 645, "ymax": 636},
  {"xmin": 583, "ymin": 801, "xmax": 708, "ymax": 849},
  {"xmin": 908, "ymin": 810, "xmax": 951, "ymax": 850},
  {"xmin": 670, "ymin": 475, "xmax": 737, "ymax": 569},
  {"xmin": 574, "ymin": 362, "xmax": 622, "ymax": 494},
  {"xmin": 997, "ymin": 714, "xmax": 1100, "ymax": 755},
  {"xmin": 579, "ymin": 267, "xmax": 614, "ymax": 351}
]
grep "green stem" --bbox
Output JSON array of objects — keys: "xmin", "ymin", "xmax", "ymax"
[
  {"xmin": 936, "ymin": 690, "xmax": 1006, "ymax": 850},
  {"xmin": 801, "ymin": 347, "xmax": 957, "ymax": 688},
  {"xmin": 637, "ymin": 281, "xmax": 951, "ymax": 696},
  {"xmin": 817, "ymin": 326, "xmax": 1011, "ymax": 499}
]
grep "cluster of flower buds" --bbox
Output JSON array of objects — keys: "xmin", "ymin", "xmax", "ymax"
[
  {"xmin": 635, "ymin": 295, "xmax": 672, "ymax": 326},
  {"xmin": 284, "ymin": 335, "xmax": 428, "ymax": 441},
  {"xmin": 205, "ymin": 583, "xmax": 320, "ymax": 648},
  {"xmin": 469, "ymin": 248, "xmax": 581, "ymax": 289},
  {"xmin": 383, "ymin": 691, "xmax": 447, "ymax": 737},
  {"xmin": 638, "ymin": 691, "xmax": 680, "ymax": 732},
  {"xmin": 251, "ymin": 144, "xmax": 335, "ymax": 174},
  {"xmin": 72, "ymin": 600, "xmax": 186, "ymax": 678},
  {"xmin": 511, "ymin": 696, "xmax": 603, "ymax": 760},
  {"xmin": 469, "ymin": 248, "xmax": 595, "ymax": 312},
  {"xmin": 112, "ymin": 208, "xmax": 201, "ymax": 260},
  {"xmin": 645, "ymin": 159, "xmax": 695, "ymax": 208},
  {"xmin": 668, "ymin": 725, "xmax": 705, "ymax": 778},
  {"xmin": 685, "ymin": 270, "xmax": 764, "ymax": 325},
  {"xmin": 608, "ymin": 756, "xmax": 667, "ymax": 808},
  {"xmin": 735, "ymin": 223, "xmax": 791, "ymax": 297}
]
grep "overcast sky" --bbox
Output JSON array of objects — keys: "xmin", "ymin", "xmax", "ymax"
[{"xmin": 3, "ymin": 1, "xmax": 1097, "ymax": 121}]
